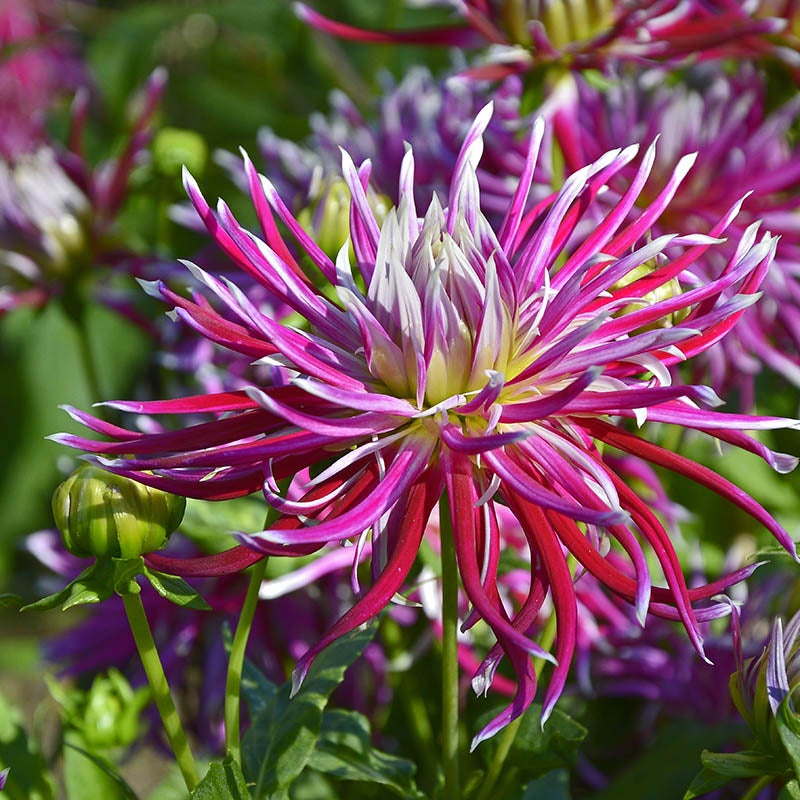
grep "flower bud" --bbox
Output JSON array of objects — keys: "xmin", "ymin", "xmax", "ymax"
[
  {"xmin": 52, "ymin": 465, "xmax": 185, "ymax": 559},
  {"xmin": 730, "ymin": 611, "xmax": 800, "ymax": 758},
  {"xmin": 297, "ymin": 177, "xmax": 390, "ymax": 259}
]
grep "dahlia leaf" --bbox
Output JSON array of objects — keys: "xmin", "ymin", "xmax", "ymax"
[
  {"xmin": 307, "ymin": 708, "xmax": 424, "ymax": 798},
  {"xmin": 20, "ymin": 560, "xmax": 115, "ymax": 612},
  {"xmin": 242, "ymin": 622, "xmax": 377, "ymax": 798},
  {"xmin": 62, "ymin": 736, "xmax": 138, "ymax": 800},
  {"xmin": 191, "ymin": 756, "xmax": 249, "ymax": 800},
  {"xmin": 142, "ymin": 566, "xmax": 211, "ymax": 611},
  {"xmin": 476, "ymin": 702, "xmax": 586, "ymax": 781},
  {"xmin": 776, "ymin": 693, "xmax": 800, "ymax": 778}
]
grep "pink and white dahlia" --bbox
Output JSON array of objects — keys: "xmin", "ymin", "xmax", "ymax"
[
  {"xmin": 55, "ymin": 107, "xmax": 798, "ymax": 744},
  {"xmin": 0, "ymin": 69, "xmax": 165, "ymax": 317}
]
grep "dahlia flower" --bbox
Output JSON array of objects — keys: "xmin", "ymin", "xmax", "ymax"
[
  {"xmin": 551, "ymin": 68, "xmax": 800, "ymax": 405},
  {"xmin": 0, "ymin": 69, "xmax": 165, "ymax": 317},
  {"xmin": 295, "ymin": 1, "xmax": 785, "ymax": 79},
  {"xmin": 55, "ymin": 107, "xmax": 798, "ymax": 745}
]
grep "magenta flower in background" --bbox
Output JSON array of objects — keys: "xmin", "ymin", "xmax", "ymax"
[
  {"xmin": 0, "ymin": 0, "xmax": 87, "ymax": 158},
  {"xmin": 55, "ymin": 107, "xmax": 799, "ymax": 746},
  {"xmin": 550, "ymin": 67, "xmax": 800, "ymax": 406},
  {"xmin": 0, "ymin": 68, "xmax": 166, "ymax": 319},
  {"xmin": 295, "ymin": 1, "xmax": 786, "ymax": 79}
]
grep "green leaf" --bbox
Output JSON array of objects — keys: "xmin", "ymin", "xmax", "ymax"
[
  {"xmin": 0, "ymin": 690, "xmax": 56, "ymax": 800},
  {"xmin": 63, "ymin": 733, "xmax": 139, "ymax": 800},
  {"xmin": 683, "ymin": 767, "xmax": 735, "ymax": 800},
  {"xmin": 0, "ymin": 593, "xmax": 21, "ymax": 608},
  {"xmin": 782, "ymin": 779, "xmax": 800, "ymax": 800},
  {"xmin": 777, "ymin": 693, "xmax": 800, "ymax": 779},
  {"xmin": 477, "ymin": 703, "xmax": 586, "ymax": 782},
  {"xmin": 191, "ymin": 757, "xmax": 249, "ymax": 800},
  {"xmin": 516, "ymin": 769, "xmax": 571, "ymax": 800},
  {"xmin": 21, "ymin": 560, "xmax": 116, "ymax": 612},
  {"xmin": 307, "ymin": 708, "xmax": 424, "ymax": 798},
  {"xmin": 593, "ymin": 721, "xmax": 733, "ymax": 800},
  {"xmin": 242, "ymin": 622, "xmax": 376, "ymax": 799},
  {"xmin": 142, "ymin": 566, "xmax": 211, "ymax": 610},
  {"xmin": 113, "ymin": 558, "xmax": 146, "ymax": 596},
  {"xmin": 701, "ymin": 749, "xmax": 788, "ymax": 779}
]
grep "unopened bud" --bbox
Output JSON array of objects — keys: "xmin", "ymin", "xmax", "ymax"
[{"xmin": 52, "ymin": 465, "xmax": 185, "ymax": 559}]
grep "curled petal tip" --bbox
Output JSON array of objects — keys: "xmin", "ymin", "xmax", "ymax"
[{"xmin": 291, "ymin": 660, "xmax": 309, "ymax": 698}]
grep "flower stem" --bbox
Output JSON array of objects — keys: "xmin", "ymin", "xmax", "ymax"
[
  {"xmin": 121, "ymin": 591, "xmax": 198, "ymax": 792},
  {"xmin": 741, "ymin": 776, "xmax": 772, "ymax": 800},
  {"xmin": 439, "ymin": 494, "xmax": 461, "ymax": 798},
  {"xmin": 475, "ymin": 578, "xmax": 561, "ymax": 800},
  {"xmin": 225, "ymin": 555, "xmax": 268, "ymax": 764}
]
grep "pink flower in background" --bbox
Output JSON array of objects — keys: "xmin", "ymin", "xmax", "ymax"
[
  {"xmin": 0, "ymin": 0, "xmax": 87, "ymax": 158},
  {"xmin": 55, "ymin": 108, "xmax": 798, "ymax": 745},
  {"xmin": 0, "ymin": 69, "xmax": 166, "ymax": 319}
]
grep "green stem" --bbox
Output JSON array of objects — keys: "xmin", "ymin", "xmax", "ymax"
[
  {"xmin": 225, "ymin": 555, "xmax": 268, "ymax": 763},
  {"xmin": 121, "ymin": 591, "xmax": 198, "ymax": 792},
  {"xmin": 439, "ymin": 494, "xmax": 461, "ymax": 799},
  {"xmin": 741, "ymin": 776, "xmax": 773, "ymax": 800},
  {"xmin": 475, "ymin": 582, "xmax": 561, "ymax": 800},
  {"xmin": 64, "ymin": 293, "xmax": 103, "ymax": 404}
]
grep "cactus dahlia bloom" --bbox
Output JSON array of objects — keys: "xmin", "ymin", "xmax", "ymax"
[
  {"xmin": 295, "ymin": 1, "xmax": 785, "ymax": 79},
  {"xmin": 55, "ymin": 107, "xmax": 799, "ymax": 745}
]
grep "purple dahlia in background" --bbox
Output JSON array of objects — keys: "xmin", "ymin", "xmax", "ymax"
[
  {"xmin": 0, "ymin": 69, "xmax": 165, "ymax": 320},
  {"xmin": 217, "ymin": 66, "xmax": 546, "ymax": 224},
  {"xmin": 55, "ymin": 107, "xmax": 799, "ymax": 746},
  {"xmin": 550, "ymin": 67, "xmax": 800, "ymax": 407},
  {"xmin": 295, "ymin": 1, "xmax": 785, "ymax": 79}
]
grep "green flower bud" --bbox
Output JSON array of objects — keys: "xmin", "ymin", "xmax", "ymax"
[
  {"xmin": 297, "ymin": 177, "xmax": 391, "ymax": 259},
  {"xmin": 52, "ymin": 465, "xmax": 186, "ymax": 560},
  {"xmin": 153, "ymin": 127, "xmax": 208, "ymax": 178}
]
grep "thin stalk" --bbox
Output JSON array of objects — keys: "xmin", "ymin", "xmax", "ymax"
[
  {"xmin": 439, "ymin": 494, "xmax": 461, "ymax": 799},
  {"xmin": 224, "ymin": 555, "xmax": 268, "ymax": 763},
  {"xmin": 475, "ymin": 578, "xmax": 561, "ymax": 800},
  {"xmin": 64, "ymin": 292, "xmax": 103, "ymax": 404},
  {"xmin": 741, "ymin": 776, "xmax": 773, "ymax": 800},
  {"xmin": 121, "ymin": 591, "xmax": 198, "ymax": 792}
]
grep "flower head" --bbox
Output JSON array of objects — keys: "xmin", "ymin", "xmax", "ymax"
[
  {"xmin": 0, "ymin": 68, "xmax": 166, "ymax": 317},
  {"xmin": 56, "ymin": 108, "xmax": 798, "ymax": 745}
]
